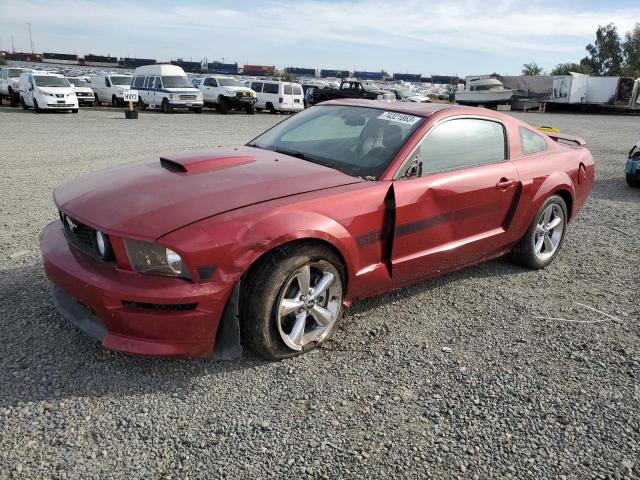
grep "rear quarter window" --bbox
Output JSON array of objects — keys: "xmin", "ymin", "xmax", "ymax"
[
  {"xmin": 520, "ymin": 127, "xmax": 547, "ymax": 154},
  {"xmin": 292, "ymin": 85, "xmax": 302, "ymax": 95},
  {"xmin": 283, "ymin": 85, "xmax": 293, "ymax": 94}
]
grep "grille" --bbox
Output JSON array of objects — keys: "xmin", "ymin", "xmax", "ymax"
[
  {"xmin": 179, "ymin": 94, "xmax": 197, "ymax": 100},
  {"xmin": 122, "ymin": 301, "xmax": 198, "ymax": 311},
  {"xmin": 60, "ymin": 212, "xmax": 113, "ymax": 263}
]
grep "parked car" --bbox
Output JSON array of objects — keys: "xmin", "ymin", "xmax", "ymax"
[
  {"xmin": 131, "ymin": 64, "xmax": 203, "ymax": 113},
  {"xmin": 246, "ymin": 80, "xmax": 304, "ymax": 113},
  {"xmin": 91, "ymin": 74, "xmax": 132, "ymax": 107},
  {"xmin": 198, "ymin": 75, "xmax": 256, "ymax": 114},
  {"xmin": 312, "ymin": 78, "xmax": 385, "ymax": 104},
  {"xmin": 0, "ymin": 67, "xmax": 32, "ymax": 106},
  {"xmin": 66, "ymin": 77, "xmax": 95, "ymax": 106},
  {"xmin": 19, "ymin": 72, "xmax": 78, "ymax": 113},
  {"xmin": 626, "ymin": 141, "xmax": 640, "ymax": 188},
  {"xmin": 40, "ymin": 100, "xmax": 594, "ymax": 360},
  {"xmin": 388, "ymin": 88, "xmax": 431, "ymax": 103}
]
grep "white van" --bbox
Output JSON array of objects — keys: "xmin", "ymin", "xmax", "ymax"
[
  {"xmin": 66, "ymin": 77, "xmax": 95, "ymax": 106},
  {"xmin": 91, "ymin": 74, "xmax": 132, "ymax": 106},
  {"xmin": 245, "ymin": 80, "xmax": 304, "ymax": 113},
  {"xmin": 198, "ymin": 75, "xmax": 256, "ymax": 114},
  {"xmin": 131, "ymin": 64, "xmax": 203, "ymax": 113},
  {"xmin": 0, "ymin": 67, "xmax": 32, "ymax": 106},
  {"xmin": 19, "ymin": 72, "xmax": 79, "ymax": 113}
]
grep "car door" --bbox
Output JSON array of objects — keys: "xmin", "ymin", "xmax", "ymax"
[{"xmin": 391, "ymin": 117, "xmax": 520, "ymax": 284}]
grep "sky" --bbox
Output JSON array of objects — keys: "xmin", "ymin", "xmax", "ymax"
[{"xmin": 1, "ymin": 0, "xmax": 639, "ymax": 76}]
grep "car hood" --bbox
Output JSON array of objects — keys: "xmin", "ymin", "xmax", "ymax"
[
  {"xmin": 222, "ymin": 86, "xmax": 252, "ymax": 93},
  {"xmin": 164, "ymin": 87, "xmax": 200, "ymax": 94},
  {"xmin": 72, "ymin": 86, "xmax": 93, "ymax": 93},
  {"xmin": 37, "ymin": 86, "xmax": 74, "ymax": 95},
  {"xmin": 54, "ymin": 146, "xmax": 362, "ymax": 239}
]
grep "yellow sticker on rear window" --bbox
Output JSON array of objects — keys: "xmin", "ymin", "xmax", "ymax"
[{"xmin": 378, "ymin": 111, "xmax": 421, "ymax": 125}]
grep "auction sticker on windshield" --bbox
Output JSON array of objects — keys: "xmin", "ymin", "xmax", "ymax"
[{"xmin": 377, "ymin": 111, "xmax": 421, "ymax": 125}]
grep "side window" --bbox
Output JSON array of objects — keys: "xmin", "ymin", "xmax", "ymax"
[
  {"xmin": 105, "ymin": 77, "xmax": 111, "ymax": 87},
  {"xmin": 292, "ymin": 85, "xmax": 302, "ymax": 95},
  {"xmin": 283, "ymin": 84, "xmax": 293, "ymax": 95},
  {"xmin": 203, "ymin": 78, "xmax": 210, "ymax": 86},
  {"xmin": 418, "ymin": 118, "xmax": 507, "ymax": 176},
  {"xmin": 263, "ymin": 83, "xmax": 279, "ymax": 94},
  {"xmin": 133, "ymin": 76, "xmax": 144, "ymax": 88},
  {"xmin": 251, "ymin": 82, "xmax": 263, "ymax": 92},
  {"xmin": 210, "ymin": 78, "xmax": 218, "ymax": 87},
  {"xmin": 143, "ymin": 77, "xmax": 152, "ymax": 88},
  {"xmin": 153, "ymin": 77, "xmax": 162, "ymax": 89},
  {"xmin": 520, "ymin": 127, "xmax": 547, "ymax": 154}
]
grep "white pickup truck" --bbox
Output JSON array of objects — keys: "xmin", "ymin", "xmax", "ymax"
[
  {"xmin": 0, "ymin": 67, "xmax": 32, "ymax": 106},
  {"xmin": 198, "ymin": 76, "xmax": 257, "ymax": 114}
]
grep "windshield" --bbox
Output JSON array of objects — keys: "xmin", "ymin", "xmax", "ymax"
[
  {"xmin": 66, "ymin": 78, "xmax": 89, "ymax": 86},
  {"xmin": 9, "ymin": 69, "xmax": 26, "ymax": 78},
  {"xmin": 217, "ymin": 78, "xmax": 242, "ymax": 87},
  {"xmin": 110, "ymin": 76, "xmax": 131, "ymax": 86},
  {"xmin": 34, "ymin": 76, "xmax": 70, "ymax": 88},
  {"xmin": 161, "ymin": 76, "xmax": 193, "ymax": 88},
  {"xmin": 395, "ymin": 89, "xmax": 412, "ymax": 98},
  {"xmin": 248, "ymin": 105, "xmax": 423, "ymax": 179}
]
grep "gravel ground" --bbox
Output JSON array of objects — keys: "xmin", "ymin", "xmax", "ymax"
[{"xmin": 0, "ymin": 106, "xmax": 639, "ymax": 479}]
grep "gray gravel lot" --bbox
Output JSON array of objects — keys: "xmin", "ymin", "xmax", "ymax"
[{"xmin": 0, "ymin": 106, "xmax": 639, "ymax": 479}]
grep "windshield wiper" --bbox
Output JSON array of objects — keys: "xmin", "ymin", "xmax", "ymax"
[
  {"xmin": 247, "ymin": 143, "xmax": 266, "ymax": 150},
  {"xmin": 274, "ymin": 147, "xmax": 309, "ymax": 160}
]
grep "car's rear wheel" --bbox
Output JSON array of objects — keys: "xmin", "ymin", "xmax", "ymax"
[
  {"xmin": 240, "ymin": 244, "xmax": 344, "ymax": 360},
  {"xmin": 267, "ymin": 102, "xmax": 277, "ymax": 114},
  {"xmin": 626, "ymin": 173, "xmax": 640, "ymax": 188},
  {"xmin": 510, "ymin": 195, "xmax": 567, "ymax": 269}
]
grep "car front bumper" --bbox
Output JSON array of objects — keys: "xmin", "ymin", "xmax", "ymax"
[
  {"xmin": 229, "ymin": 96, "xmax": 257, "ymax": 109},
  {"xmin": 169, "ymin": 100, "xmax": 204, "ymax": 109},
  {"xmin": 40, "ymin": 220, "xmax": 232, "ymax": 357}
]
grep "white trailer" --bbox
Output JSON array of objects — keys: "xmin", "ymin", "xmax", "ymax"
[
  {"xmin": 550, "ymin": 73, "xmax": 588, "ymax": 103},
  {"xmin": 550, "ymin": 73, "xmax": 639, "ymax": 110}
]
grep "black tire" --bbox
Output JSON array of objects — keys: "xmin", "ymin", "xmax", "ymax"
[
  {"xmin": 626, "ymin": 173, "xmax": 640, "ymax": 188},
  {"xmin": 138, "ymin": 98, "xmax": 146, "ymax": 111},
  {"xmin": 111, "ymin": 95, "xmax": 118, "ymax": 108},
  {"xmin": 218, "ymin": 97, "xmax": 229, "ymax": 114},
  {"xmin": 246, "ymin": 104, "xmax": 256, "ymax": 115},
  {"xmin": 9, "ymin": 90, "xmax": 19, "ymax": 107},
  {"xmin": 510, "ymin": 195, "xmax": 568, "ymax": 270},
  {"xmin": 72, "ymin": 109, "xmax": 78, "ymax": 113},
  {"xmin": 267, "ymin": 102, "xmax": 277, "ymax": 114},
  {"xmin": 162, "ymin": 99, "xmax": 172, "ymax": 113},
  {"xmin": 94, "ymin": 94, "xmax": 100, "ymax": 106},
  {"xmin": 256, "ymin": 107, "xmax": 263, "ymax": 112},
  {"xmin": 21, "ymin": 96, "xmax": 28, "ymax": 110},
  {"xmin": 240, "ymin": 243, "xmax": 344, "ymax": 360},
  {"xmin": 190, "ymin": 107, "xmax": 203, "ymax": 113},
  {"xmin": 33, "ymin": 99, "xmax": 41, "ymax": 113}
]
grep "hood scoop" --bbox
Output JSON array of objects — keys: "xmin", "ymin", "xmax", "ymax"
[{"xmin": 160, "ymin": 151, "xmax": 256, "ymax": 173}]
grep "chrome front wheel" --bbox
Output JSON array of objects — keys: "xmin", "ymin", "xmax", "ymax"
[{"xmin": 276, "ymin": 262, "xmax": 342, "ymax": 351}]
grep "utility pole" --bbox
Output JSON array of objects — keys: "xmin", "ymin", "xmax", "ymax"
[
  {"xmin": 11, "ymin": 35, "xmax": 15, "ymax": 52},
  {"xmin": 27, "ymin": 22, "xmax": 33, "ymax": 53}
]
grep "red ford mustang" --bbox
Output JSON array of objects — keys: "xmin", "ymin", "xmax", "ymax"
[{"xmin": 40, "ymin": 99, "xmax": 594, "ymax": 359}]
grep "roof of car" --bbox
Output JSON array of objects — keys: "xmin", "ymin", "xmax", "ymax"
[{"xmin": 320, "ymin": 98, "xmax": 462, "ymax": 117}]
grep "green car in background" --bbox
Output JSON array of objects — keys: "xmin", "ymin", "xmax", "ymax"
[{"xmin": 626, "ymin": 142, "xmax": 640, "ymax": 188}]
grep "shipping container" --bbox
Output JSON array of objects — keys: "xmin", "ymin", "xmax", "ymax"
[
  {"xmin": 285, "ymin": 67, "xmax": 316, "ymax": 77},
  {"xmin": 392, "ymin": 73, "xmax": 422, "ymax": 83},
  {"xmin": 123, "ymin": 57, "xmax": 156, "ymax": 68},
  {"xmin": 320, "ymin": 69, "xmax": 350, "ymax": 78},
  {"xmin": 171, "ymin": 59, "xmax": 202, "ymax": 73},
  {"xmin": 430, "ymin": 75, "xmax": 458, "ymax": 85},
  {"xmin": 243, "ymin": 64, "xmax": 275, "ymax": 76},
  {"xmin": 42, "ymin": 52, "xmax": 79, "ymax": 64},
  {"xmin": 502, "ymin": 75, "xmax": 553, "ymax": 99},
  {"xmin": 207, "ymin": 62, "xmax": 238, "ymax": 75},
  {"xmin": 1, "ymin": 51, "xmax": 42, "ymax": 62},
  {"xmin": 82, "ymin": 54, "xmax": 119, "ymax": 67},
  {"xmin": 354, "ymin": 71, "xmax": 383, "ymax": 81},
  {"xmin": 550, "ymin": 73, "xmax": 588, "ymax": 103}
]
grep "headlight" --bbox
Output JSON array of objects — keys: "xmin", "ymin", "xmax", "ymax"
[
  {"xmin": 94, "ymin": 231, "xmax": 114, "ymax": 260},
  {"xmin": 124, "ymin": 239, "xmax": 190, "ymax": 279},
  {"xmin": 169, "ymin": 94, "xmax": 178, "ymax": 100}
]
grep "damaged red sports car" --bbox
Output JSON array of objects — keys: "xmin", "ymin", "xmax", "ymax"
[{"xmin": 40, "ymin": 99, "xmax": 594, "ymax": 359}]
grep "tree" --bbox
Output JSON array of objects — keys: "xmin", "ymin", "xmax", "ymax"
[
  {"xmin": 622, "ymin": 22, "xmax": 640, "ymax": 77},
  {"xmin": 584, "ymin": 23, "xmax": 623, "ymax": 75},
  {"xmin": 550, "ymin": 62, "xmax": 592, "ymax": 75},
  {"xmin": 0, "ymin": 57, "xmax": 6, "ymax": 66},
  {"xmin": 522, "ymin": 61, "xmax": 544, "ymax": 76}
]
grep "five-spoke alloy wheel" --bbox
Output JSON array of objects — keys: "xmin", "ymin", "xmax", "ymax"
[{"xmin": 240, "ymin": 244, "xmax": 344, "ymax": 359}]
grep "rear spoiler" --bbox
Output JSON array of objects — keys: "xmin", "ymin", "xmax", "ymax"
[{"xmin": 544, "ymin": 132, "xmax": 586, "ymax": 147}]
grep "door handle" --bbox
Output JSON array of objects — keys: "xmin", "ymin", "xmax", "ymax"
[{"xmin": 496, "ymin": 178, "xmax": 516, "ymax": 189}]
